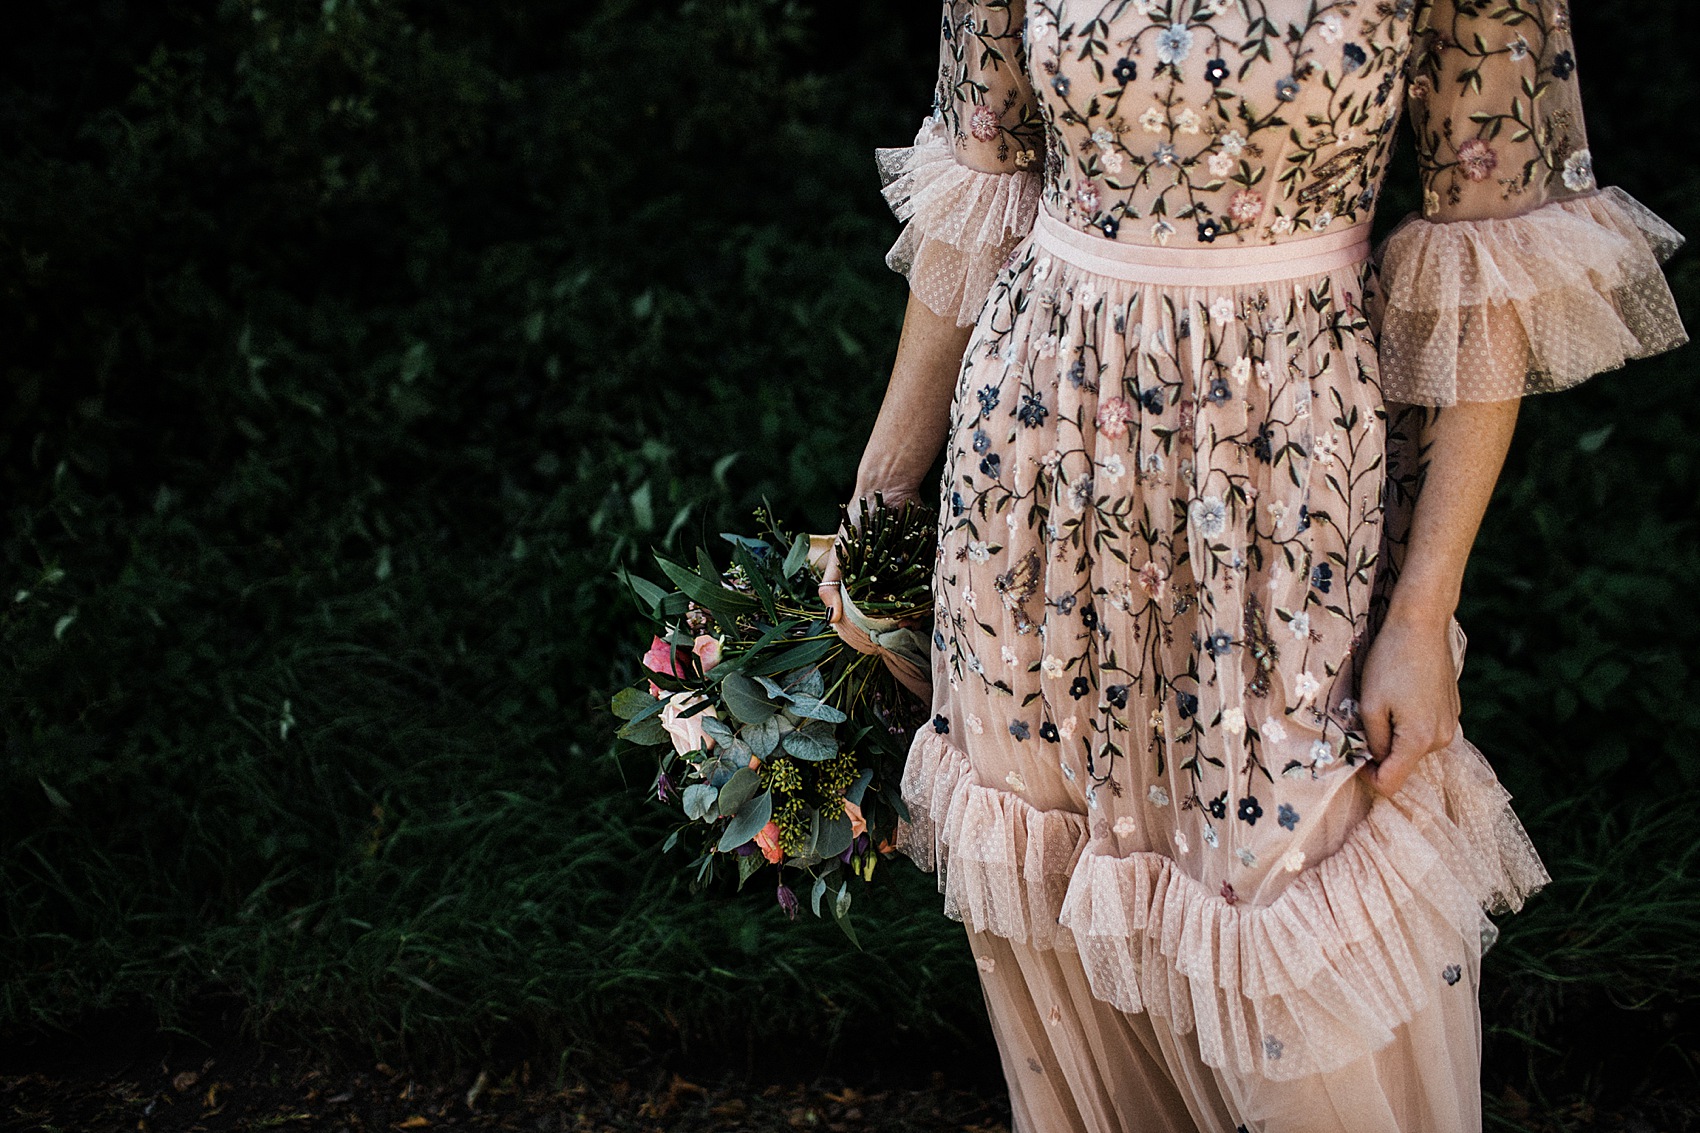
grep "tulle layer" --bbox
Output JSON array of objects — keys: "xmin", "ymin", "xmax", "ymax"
[
  {"xmin": 893, "ymin": 729, "xmax": 1550, "ymax": 1080},
  {"xmin": 874, "ymin": 113, "xmax": 1042, "ymax": 328},
  {"xmin": 1373, "ymin": 185, "xmax": 1688, "ymax": 405}
]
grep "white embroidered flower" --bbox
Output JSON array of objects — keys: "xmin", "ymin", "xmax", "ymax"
[
  {"xmin": 1318, "ymin": 14, "xmax": 1343, "ymax": 43},
  {"xmin": 1266, "ymin": 500, "xmax": 1288, "ymax": 529},
  {"xmin": 1175, "ymin": 830, "xmax": 1191, "ymax": 854},
  {"xmin": 1155, "ymin": 23, "xmax": 1195, "ymax": 65},
  {"xmin": 1423, "ymin": 189, "xmax": 1441, "ymax": 217},
  {"xmin": 1002, "ymin": 644, "xmax": 1019, "ymax": 667},
  {"xmin": 1148, "ymin": 783, "xmax": 1171, "ymax": 807},
  {"xmin": 1294, "ymin": 670, "xmax": 1322, "ymax": 702},
  {"xmin": 1092, "ymin": 126, "xmax": 1116, "ymax": 150},
  {"xmin": 1134, "ymin": 0, "xmax": 1161, "ymax": 14},
  {"xmin": 1142, "ymin": 449, "xmax": 1167, "ymax": 476},
  {"xmin": 1261, "ymin": 716, "xmax": 1287, "ymax": 743},
  {"xmin": 1208, "ymin": 151, "xmax": 1235, "ymax": 177},
  {"xmin": 1151, "ymin": 219, "xmax": 1176, "ymax": 246},
  {"xmin": 976, "ymin": 955, "xmax": 997, "ymax": 972},
  {"xmin": 967, "ymin": 540, "xmax": 991, "ymax": 562},
  {"xmin": 1221, "ymin": 706, "xmax": 1246, "ymax": 736},
  {"xmin": 1039, "ymin": 332, "xmax": 1061, "ymax": 357},
  {"xmin": 968, "ymin": 654, "xmax": 985, "ymax": 674},
  {"xmin": 1190, "ymin": 495, "xmax": 1229, "ymax": 538},
  {"xmin": 1220, "ymin": 129, "xmax": 1247, "ymax": 156},
  {"xmin": 1102, "ymin": 150, "xmax": 1125, "ymax": 173},
  {"xmin": 1042, "ymin": 654, "xmax": 1066, "ymax": 679},
  {"xmin": 1311, "ymin": 430, "xmax": 1341, "ymax": 465},
  {"xmin": 1508, "ymin": 35, "xmax": 1529, "ymax": 61},
  {"xmin": 962, "ymin": 587, "xmax": 977, "ymax": 610},
  {"xmin": 1086, "ymin": 785, "xmax": 1099, "ymax": 808},
  {"xmin": 1210, "ymin": 296, "xmax": 1236, "ymax": 326},
  {"xmin": 1060, "ymin": 716, "xmax": 1078, "ymax": 740},
  {"xmin": 1256, "ymin": 360, "xmax": 1273, "ymax": 386},
  {"xmin": 1203, "ymin": 824, "xmax": 1219, "ymax": 848},
  {"xmin": 966, "ymin": 713, "xmax": 985, "ymax": 735},
  {"xmin": 1231, "ymin": 356, "xmax": 1252, "ymax": 385},
  {"xmin": 1175, "ymin": 107, "xmax": 1202, "ymax": 135},
  {"xmin": 1563, "ymin": 148, "xmax": 1595, "ymax": 191},
  {"xmin": 1237, "ymin": 847, "xmax": 1257, "ymax": 867},
  {"xmin": 1006, "ymin": 510, "xmax": 1019, "ymax": 531},
  {"xmin": 1289, "ymin": 611, "xmax": 1311, "ymax": 639},
  {"xmin": 1005, "ymin": 770, "xmax": 1028, "ymax": 791},
  {"xmin": 1140, "ymin": 105, "xmax": 1168, "ymax": 133},
  {"xmin": 1271, "ymin": 214, "xmax": 1294, "ymax": 235},
  {"xmin": 1100, "ymin": 452, "xmax": 1127, "ymax": 480},
  {"xmin": 1282, "ymin": 848, "xmax": 1306, "ymax": 873},
  {"xmin": 1312, "ymin": 208, "xmax": 1334, "ymax": 230},
  {"xmin": 1114, "ymin": 815, "xmax": 1138, "ymax": 836},
  {"xmin": 1293, "ymin": 386, "xmax": 1312, "ymax": 417},
  {"xmin": 1310, "ymin": 738, "xmax": 1336, "ymax": 765}
]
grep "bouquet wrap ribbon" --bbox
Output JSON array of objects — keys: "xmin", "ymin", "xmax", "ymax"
[{"xmin": 807, "ymin": 534, "xmax": 933, "ymax": 703}]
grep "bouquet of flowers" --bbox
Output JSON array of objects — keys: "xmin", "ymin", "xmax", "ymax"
[{"xmin": 607, "ymin": 494, "xmax": 935, "ymax": 945}]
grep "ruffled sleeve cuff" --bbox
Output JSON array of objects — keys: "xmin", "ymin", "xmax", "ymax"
[
  {"xmin": 1372, "ymin": 185, "xmax": 1688, "ymax": 405},
  {"xmin": 874, "ymin": 113, "xmax": 1042, "ymax": 328}
]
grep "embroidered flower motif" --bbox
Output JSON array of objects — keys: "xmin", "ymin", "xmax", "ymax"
[
  {"xmin": 1294, "ymin": 670, "xmax": 1321, "ymax": 703},
  {"xmin": 1458, "ymin": 137, "xmax": 1498, "ymax": 182},
  {"xmin": 1263, "ymin": 1035, "xmax": 1284, "ymax": 1061},
  {"xmin": 1443, "ymin": 963, "xmax": 1463, "ymax": 986},
  {"xmin": 1277, "ymin": 802, "xmax": 1300, "ymax": 830},
  {"xmin": 1210, "ymin": 296, "xmax": 1236, "ymax": 325},
  {"xmin": 966, "ymin": 713, "xmax": 984, "ymax": 735},
  {"xmin": 1274, "ymin": 74, "xmax": 1300, "ymax": 101},
  {"xmin": 1310, "ymin": 738, "xmax": 1336, "ymax": 766},
  {"xmin": 1190, "ymin": 495, "xmax": 1228, "ymax": 538},
  {"xmin": 1113, "ymin": 815, "xmax": 1138, "ymax": 836},
  {"xmin": 1563, "ymin": 148, "xmax": 1595, "ymax": 191},
  {"xmin": 1204, "ymin": 824, "xmax": 1220, "ymax": 848},
  {"xmin": 1282, "ymin": 848, "xmax": 1306, "ymax": 872},
  {"xmin": 1148, "ymin": 783, "xmax": 1170, "ymax": 807},
  {"xmin": 933, "ymin": 714, "xmax": 950, "ymax": 734},
  {"xmin": 1175, "ymin": 830, "xmax": 1191, "ymax": 854},
  {"xmin": 1005, "ymin": 769, "xmax": 1027, "ymax": 791},
  {"xmin": 1175, "ymin": 107, "xmax": 1202, "ymax": 135},
  {"xmin": 1113, "ymin": 57, "xmax": 1138, "ymax": 84},
  {"xmin": 1221, "ymin": 706, "xmax": 1246, "ymax": 736},
  {"xmin": 1101, "ymin": 452, "xmax": 1127, "ymax": 480},
  {"xmin": 1318, "ymin": 14, "xmax": 1343, "ymax": 43},
  {"xmin": 968, "ymin": 104, "xmax": 1000, "ymax": 142},
  {"xmin": 1238, "ymin": 795, "xmax": 1263, "ymax": 824},
  {"xmin": 1096, "ymin": 396, "xmax": 1135, "ymax": 439},
  {"xmin": 1155, "ymin": 23, "xmax": 1195, "ymax": 65},
  {"xmin": 1220, "ymin": 880, "xmax": 1238, "ymax": 905},
  {"xmin": 1151, "ymin": 218, "xmax": 1176, "ymax": 245},
  {"xmin": 976, "ymin": 955, "xmax": 997, "ymax": 972},
  {"xmin": 1228, "ymin": 189, "xmax": 1262, "ymax": 222},
  {"xmin": 1009, "ymin": 719, "xmax": 1030, "ymax": 741},
  {"xmin": 1205, "ymin": 57, "xmax": 1230, "ymax": 85},
  {"xmin": 1236, "ymin": 847, "xmax": 1256, "ymax": 867},
  {"xmin": 1140, "ymin": 105, "xmax": 1167, "ymax": 133}
]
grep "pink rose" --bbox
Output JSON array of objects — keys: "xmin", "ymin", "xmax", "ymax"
[
  {"xmin": 642, "ymin": 634, "xmax": 688, "ymax": 678},
  {"xmin": 658, "ymin": 691, "xmax": 718, "ymax": 756},
  {"xmin": 691, "ymin": 634, "xmax": 724, "ymax": 672},
  {"xmin": 755, "ymin": 820, "xmax": 784, "ymax": 864}
]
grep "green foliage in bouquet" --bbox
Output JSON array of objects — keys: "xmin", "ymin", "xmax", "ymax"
[{"xmin": 607, "ymin": 495, "xmax": 935, "ymax": 945}]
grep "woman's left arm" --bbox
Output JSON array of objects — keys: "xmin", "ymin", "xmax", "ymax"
[
  {"xmin": 1359, "ymin": 400, "xmax": 1517, "ymax": 795},
  {"xmin": 1360, "ymin": 0, "xmax": 1687, "ymax": 794}
]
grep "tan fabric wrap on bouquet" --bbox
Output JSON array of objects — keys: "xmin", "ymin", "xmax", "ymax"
[{"xmin": 806, "ymin": 533, "xmax": 932, "ymax": 703}]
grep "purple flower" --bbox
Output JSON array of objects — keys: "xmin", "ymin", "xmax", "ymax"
[
  {"xmin": 776, "ymin": 883, "xmax": 800, "ymax": 920},
  {"xmin": 656, "ymin": 771, "xmax": 675, "ymax": 802}
]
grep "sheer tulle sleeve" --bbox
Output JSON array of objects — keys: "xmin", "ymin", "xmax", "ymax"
[
  {"xmin": 1372, "ymin": 0, "xmax": 1687, "ymax": 405},
  {"xmin": 875, "ymin": 0, "xmax": 1044, "ymax": 328}
]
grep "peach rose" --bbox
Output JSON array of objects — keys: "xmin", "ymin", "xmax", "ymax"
[
  {"xmin": 842, "ymin": 798, "xmax": 867, "ymax": 839},
  {"xmin": 755, "ymin": 820, "xmax": 784, "ymax": 864},
  {"xmin": 691, "ymin": 634, "xmax": 724, "ymax": 672},
  {"xmin": 658, "ymin": 691, "xmax": 718, "ymax": 756}
]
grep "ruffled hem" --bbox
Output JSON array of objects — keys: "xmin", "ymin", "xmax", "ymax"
[
  {"xmin": 893, "ymin": 730, "xmax": 1549, "ymax": 1080},
  {"xmin": 1372, "ymin": 185, "xmax": 1688, "ymax": 405},
  {"xmin": 874, "ymin": 113, "xmax": 1042, "ymax": 328}
]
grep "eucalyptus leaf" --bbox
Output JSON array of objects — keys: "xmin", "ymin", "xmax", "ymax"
[
  {"xmin": 609, "ymin": 686, "xmax": 658, "ymax": 721},
  {"xmin": 720, "ymin": 671, "xmax": 778, "ymax": 724},
  {"xmin": 785, "ymin": 695, "xmax": 847, "ymax": 724},
  {"xmin": 810, "ymin": 874, "xmax": 828, "ymax": 916},
  {"xmin": 828, "ymin": 882, "xmax": 860, "ymax": 948},
  {"xmin": 737, "ymin": 849, "xmax": 764, "ymax": 888},
  {"xmin": 700, "ymin": 713, "xmax": 736, "ymax": 744},
  {"xmin": 716, "ymin": 788, "xmax": 773, "ymax": 853},
  {"xmin": 682, "ymin": 783, "xmax": 719, "ymax": 821},
  {"xmin": 753, "ymin": 674, "xmax": 791, "ymax": 701},
  {"xmin": 792, "ymin": 665, "xmax": 826, "ymax": 700},
  {"xmin": 617, "ymin": 714, "xmax": 669, "ymax": 746},
  {"xmin": 814, "ymin": 811, "xmax": 853, "ymax": 860},
  {"xmin": 745, "ymin": 714, "xmax": 782, "ymax": 758},
  {"xmin": 781, "ymin": 726, "xmax": 836, "ymax": 762},
  {"xmin": 717, "ymin": 766, "xmax": 761, "ymax": 814}
]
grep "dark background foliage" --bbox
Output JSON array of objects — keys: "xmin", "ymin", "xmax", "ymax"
[{"xmin": 3, "ymin": 0, "xmax": 1697, "ymax": 1124}]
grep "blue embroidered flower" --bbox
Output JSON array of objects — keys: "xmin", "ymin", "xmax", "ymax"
[
  {"xmin": 1070, "ymin": 676, "xmax": 1092, "ymax": 699},
  {"xmin": 1204, "ymin": 57, "xmax": 1229, "ymax": 85},
  {"xmin": 1140, "ymin": 386, "xmax": 1166, "ymax": 414},
  {"xmin": 1208, "ymin": 791, "xmax": 1227, "ymax": 820},
  {"xmin": 1176, "ymin": 690, "xmax": 1199, "ymax": 718},
  {"xmin": 1197, "ymin": 217, "xmax": 1222, "ymax": 242},
  {"xmin": 1238, "ymin": 795, "xmax": 1263, "ymax": 824},
  {"xmin": 1040, "ymin": 721, "xmax": 1060, "ymax": 742},
  {"xmin": 977, "ymin": 384, "xmax": 1001, "ymax": 415},
  {"xmin": 1552, "ymin": 50, "xmax": 1574, "ymax": 79},
  {"xmin": 1018, "ymin": 391, "xmax": 1049, "ymax": 427},
  {"xmin": 1296, "ymin": 503, "xmax": 1311, "ymax": 531},
  {"xmin": 1052, "ymin": 74, "xmax": 1071, "ymax": 96},
  {"xmin": 933, "ymin": 714, "xmax": 950, "ymax": 734},
  {"xmin": 1113, "ymin": 57, "xmax": 1138, "ymax": 84},
  {"xmin": 1057, "ymin": 592, "xmax": 1078, "ymax": 615},
  {"xmin": 1206, "ymin": 376, "xmax": 1231, "ymax": 404},
  {"xmin": 1252, "ymin": 423, "xmax": 1274, "ymax": 463},
  {"xmin": 980, "ymin": 452, "xmax": 1002, "ymax": 478},
  {"xmin": 1311, "ymin": 562, "xmax": 1332, "ymax": 592},
  {"xmin": 1443, "ymin": 964, "xmax": 1462, "ymax": 986},
  {"xmin": 1206, "ymin": 630, "xmax": 1233, "ymax": 657},
  {"xmin": 951, "ymin": 490, "xmax": 965, "ymax": 516},
  {"xmin": 1099, "ymin": 215, "xmax": 1120, "ymax": 239},
  {"xmin": 1277, "ymin": 802, "xmax": 1299, "ymax": 830},
  {"xmin": 1274, "ymin": 75, "xmax": 1300, "ymax": 101},
  {"xmin": 1009, "ymin": 719, "xmax": 1031, "ymax": 740},
  {"xmin": 1107, "ymin": 683, "xmax": 1130, "ymax": 709},
  {"xmin": 1263, "ymin": 1035, "xmax": 1284, "ymax": 1061},
  {"xmin": 1080, "ymin": 604, "xmax": 1098, "ymax": 629},
  {"xmin": 1155, "ymin": 23, "xmax": 1194, "ymax": 65},
  {"xmin": 1341, "ymin": 43, "xmax": 1367, "ymax": 72},
  {"xmin": 973, "ymin": 428, "xmax": 991, "ymax": 453}
]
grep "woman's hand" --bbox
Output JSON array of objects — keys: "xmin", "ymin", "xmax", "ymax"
[
  {"xmin": 1357, "ymin": 612, "xmax": 1461, "ymax": 797},
  {"xmin": 816, "ymin": 488, "xmax": 913, "ymax": 654}
]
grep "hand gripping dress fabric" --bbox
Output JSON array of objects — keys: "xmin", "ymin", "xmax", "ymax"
[{"xmin": 873, "ymin": 2, "xmax": 1687, "ymax": 1131}]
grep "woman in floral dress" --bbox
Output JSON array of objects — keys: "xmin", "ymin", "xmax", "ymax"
[{"xmin": 817, "ymin": 0, "xmax": 1687, "ymax": 1129}]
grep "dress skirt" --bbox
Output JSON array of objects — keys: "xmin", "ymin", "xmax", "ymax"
[{"xmin": 892, "ymin": 208, "xmax": 1551, "ymax": 1133}]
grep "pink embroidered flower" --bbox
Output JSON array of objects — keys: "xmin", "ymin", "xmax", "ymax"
[
  {"xmin": 1228, "ymin": 189, "xmax": 1263, "ymax": 223},
  {"xmin": 642, "ymin": 634, "xmax": 688, "ymax": 678},
  {"xmin": 1138, "ymin": 560, "xmax": 1168, "ymax": 601},
  {"xmin": 1096, "ymin": 396, "xmax": 1134, "ymax": 439},
  {"xmin": 1457, "ymin": 137, "xmax": 1498, "ymax": 181},
  {"xmin": 969, "ymin": 105, "xmax": 1000, "ymax": 142},
  {"xmin": 1076, "ymin": 182, "xmax": 1101, "ymax": 214}
]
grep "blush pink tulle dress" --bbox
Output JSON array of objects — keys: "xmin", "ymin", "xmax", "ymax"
[{"xmin": 872, "ymin": 2, "xmax": 1687, "ymax": 1130}]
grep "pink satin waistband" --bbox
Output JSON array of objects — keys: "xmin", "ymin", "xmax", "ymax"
[{"xmin": 1031, "ymin": 208, "xmax": 1372, "ymax": 286}]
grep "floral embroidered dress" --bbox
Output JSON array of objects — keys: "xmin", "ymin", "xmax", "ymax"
[{"xmin": 874, "ymin": 1, "xmax": 1686, "ymax": 1131}]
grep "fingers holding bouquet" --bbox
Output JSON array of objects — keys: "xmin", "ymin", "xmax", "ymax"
[{"xmin": 809, "ymin": 488, "xmax": 933, "ymax": 702}]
